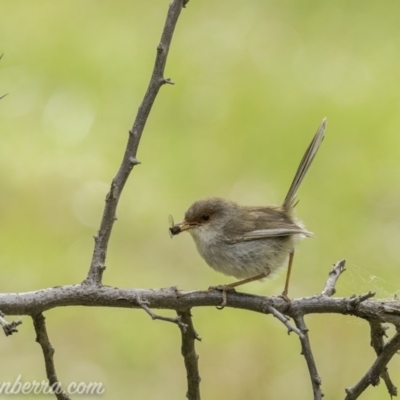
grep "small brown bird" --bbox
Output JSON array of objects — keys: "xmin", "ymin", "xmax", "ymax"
[{"xmin": 170, "ymin": 119, "xmax": 326, "ymax": 298}]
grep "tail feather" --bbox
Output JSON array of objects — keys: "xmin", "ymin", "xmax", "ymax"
[{"xmin": 282, "ymin": 118, "xmax": 327, "ymax": 211}]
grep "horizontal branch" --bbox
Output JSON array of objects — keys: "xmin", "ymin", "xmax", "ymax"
[{"xmin": 1, "ymin": 285, "xmax": 399, "ymax": 326}]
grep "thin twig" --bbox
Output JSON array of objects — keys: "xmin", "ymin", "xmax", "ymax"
[
  {"xmin": 137, "ymin": 294, "xmax": 188, "ymax": 330},
  {"xmin": 84, "ymin": 0, "xmax": 188, "ymax": 285},
  {"xmin": 32, "ymin": 313, "xmax": 70, "ymax": 400},
  {"xmin": 367, "ymin": 320, "xmax": 398, "ymax": 397},
  {"xmin": 293, "ymin": 314, "xmax": 323, "ymax": 400},
  {"xmin": 321, "ymin": 259, "xmax": 346, "ymax": 296},
  {"xmin": 266, "ymin": 305, "xmax": 305, "ymax": 339},
  {"xmin": 345, "ymin": 330, "xmax": 400, "ymax": 399},
  {"xmin": 177, "ymin": 309, "xmax": 201, "ymax": 400},
  {"xmin": 0, "ymin": 310, "xmax": 22, "ymax": 336}
]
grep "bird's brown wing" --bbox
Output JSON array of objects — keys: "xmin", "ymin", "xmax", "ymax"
[
  {"xmin": 242, "ymin": 227, "xmax": 312, "ymax": 240},
  {"xmin": 222, "ymin": 206, "xmax": 312, "ymax": 242}
]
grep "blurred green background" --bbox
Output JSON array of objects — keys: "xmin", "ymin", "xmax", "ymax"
[{"xmin": 0, "ymin": 1, "xmax": 399, "ymax": 399}]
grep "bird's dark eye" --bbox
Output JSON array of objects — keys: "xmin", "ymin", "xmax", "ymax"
[{"xmin": 201, "ymin": 214, "xmax": 210, "ymax": 221}]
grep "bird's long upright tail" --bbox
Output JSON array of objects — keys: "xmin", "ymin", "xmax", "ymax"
[{"xmin": 282, "ymin": 118, "xmax": 327, "ymax": 211}]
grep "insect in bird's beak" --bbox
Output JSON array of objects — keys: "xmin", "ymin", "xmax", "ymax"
[{"xmin": 169, "ymin": 215, "xmax": 181, "ymax": 237}]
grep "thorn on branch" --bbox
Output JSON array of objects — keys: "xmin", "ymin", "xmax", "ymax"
[
  {"xmin": 136, "ymin": 294, "xmax": 188, "ymax": 331},
  {"xmin": 98, "ymin": 263, "xmax": 106, "ymax": 271},
  {"xmin": 128, "ymin": 129, "xmax": 138, "ymax": 138},
  {"xmin": 348, "ymin": 291, "xmax": 376, "ymax": 307},
  {"xmin": 162, "ymin": 77, "xmax": 175, "ymax": 85},
  {"xmin": 105, "ymin": 179, "xmax": 118, "ymax": 201},
  {"xmin": 321, "ymin": 259, "xmax": 346, "ymax": 297},
  {"xmin": 157, "ymin": 43, "xmax": 165, "ymax": 54},
  {"xmin": 128, "ymin": 156, "xmax": 141, "ymax": 166}
]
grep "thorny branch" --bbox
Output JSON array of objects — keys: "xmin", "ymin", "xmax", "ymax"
[
  {"xmin": 1, "ymin": 284, "xmax": 399, "ymax": 324},
  {"xmin": 293, "ymin": 314, "xmax": 323, "ymax": 400},
  {"xmin": 345, "ymin": 329, "xmax": 400, "ymax": 399},
  {"xmin": 368, "ymin": 320, "xmax": 398, "ymax": 397},
  {"xmin": 84, "ymin": 0, "xmax": 188, "ymax": 285},
  {"xmin": 32, "ymin": 313, "xmax": 70, "ymax": 400},
  {"xmin": 0, "ymin": 274, "xmax": 400, "ymax": 399},
  {"xmin": 177, "ymin": 309, "xmax": 201, "ymax": 400}
]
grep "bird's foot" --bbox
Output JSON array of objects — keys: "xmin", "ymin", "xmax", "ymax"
[
  {"xmin": 208, "ymin": 285, "xmax": 236, "ymax": 310},
  {"xmin": 278, "ymin": 291, "xmax": 291, "ymax": 303}
]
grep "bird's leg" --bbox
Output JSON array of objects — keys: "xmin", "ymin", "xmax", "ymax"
[
  {"xmin": 281, "ymin": 250, "xmax": 295, "ymax": 300},
  {"xmin": 225, "ymin": 272, "xmax": 269, "ymax": 289},
  {"xmin": 209, "ymin": 272, "xmax": 269, "ymax": 309}
]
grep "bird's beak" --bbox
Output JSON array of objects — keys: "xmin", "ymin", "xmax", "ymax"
[{"xmin": 169, "ymin": 220, "xmax": 197, "ymax": 237}]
